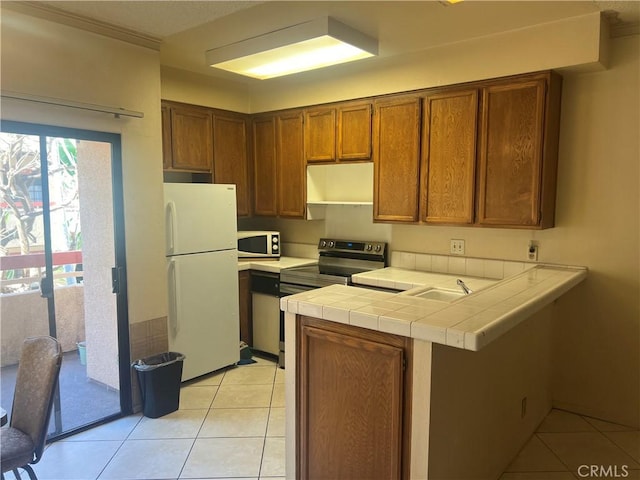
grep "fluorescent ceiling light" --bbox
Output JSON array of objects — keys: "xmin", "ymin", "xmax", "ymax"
[{"xmin": 205, "ymin": 17, "xmax": 378, "ymax": 80}]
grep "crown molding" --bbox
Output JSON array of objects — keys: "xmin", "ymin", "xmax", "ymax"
[{"xmin": 2, "ymin": 1, "xmax": 162, "ymax": 51}]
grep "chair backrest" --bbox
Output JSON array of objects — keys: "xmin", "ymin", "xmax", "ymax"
[{"xmin": 10, "ymin": 336, "xmax": 62, "ymax": 464}]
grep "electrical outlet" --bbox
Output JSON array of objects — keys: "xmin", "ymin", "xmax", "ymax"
[
  {"xmin": 450, "ymin": 239, "xmax": 465, "ymax": 255},
  {"xmin": 528, "ymin": 242, "xmax": 538, "ymax": 261}
]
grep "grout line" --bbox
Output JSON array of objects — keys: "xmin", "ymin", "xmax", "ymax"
[
  {"xmin": 74, "ymin": 414, "xmax": 144, "ymax": 479},
  {"xmin": 258, "ymin": 363, "xmax": 278, "ymax": 478},
  {"xmin": 175, "ymin": 437, "xmax": 198, "ymax": 480},
  {"xmin": 534, "ymin": 432, "xmax": 574, "ymax": 474}
]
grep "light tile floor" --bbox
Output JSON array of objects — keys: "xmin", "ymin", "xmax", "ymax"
[
  {"xmin": 501, "ymin": 409, "xmax": 640, "ymax": 479},
  {"xmin": 6, "ymin": 357, "xmax": 285, "ymax": 480},
  {"xmin": 5, "ymin": 357, "xmax": 639, "ymax": 480}
]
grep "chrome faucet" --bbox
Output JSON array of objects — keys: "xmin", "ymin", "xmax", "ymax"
[{"xmin": 457, "ymin": 279, "xmax": 473, "ymax": 295}]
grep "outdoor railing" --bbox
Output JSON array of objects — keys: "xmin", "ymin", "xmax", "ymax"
[{"xmin": 0, "ymin": 250, "xmax": 83, "ymax": 292}]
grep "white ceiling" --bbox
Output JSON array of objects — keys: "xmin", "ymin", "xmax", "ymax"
[
  {"xmin": 39, "ymin": 0, "xmax": 262, "ymax": 37},
  {"xmin": 17, "ymin": 1, "xmax": 640, "ymax": 84}
]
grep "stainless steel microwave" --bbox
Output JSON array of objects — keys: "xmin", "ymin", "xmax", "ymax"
[{"xmin": 237, "ymin": 231, "xmax": 280, "ymax": 258}]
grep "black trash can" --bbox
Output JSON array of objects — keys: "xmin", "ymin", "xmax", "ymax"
[{"xmin": 132, "ymin": 352, "xmax": 185, "ymax": 418}]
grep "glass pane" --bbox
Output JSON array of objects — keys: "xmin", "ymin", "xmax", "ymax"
[
  {"xmin": 0, "ymin": 132, "xmax": 50, "ymax": 419},
  {"xmin": 0, "ymin": 130, "xmax": 122, "ymax": 437},
  {"xmin": 46, "ymin": 137, "xmax": 120, "ymax": 432}
]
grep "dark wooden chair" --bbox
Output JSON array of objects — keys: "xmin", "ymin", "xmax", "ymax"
[{"xmin": 1, "ymin": 336, "xmax": 62, "ymax": 480}]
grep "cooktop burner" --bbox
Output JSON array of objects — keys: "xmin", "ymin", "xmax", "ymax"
[{"xmin": 280, "ymin": 238, "xmax": 387, "ymax": 289}]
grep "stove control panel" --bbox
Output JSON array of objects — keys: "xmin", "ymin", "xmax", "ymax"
[{"xmin": 318, "ymin": 238, "xmax": 387, "ymax": 257}]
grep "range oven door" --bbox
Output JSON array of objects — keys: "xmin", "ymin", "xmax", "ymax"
[{"xmin": 279, "ymin": 282, "xmax": 317, "ymax": 369}]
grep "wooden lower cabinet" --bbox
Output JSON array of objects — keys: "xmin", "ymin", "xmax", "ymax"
[
  {"xmin": 297, "ymin": 316, "xmax": 412, "ymax": 480},
  {"xmin": 238, "ymin": 271, "xmax": 252, "ymax": 345}
]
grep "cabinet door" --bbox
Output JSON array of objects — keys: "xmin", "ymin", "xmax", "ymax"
[
  {"xmin": 252, "ymin": 116, "xmax": 278, "ymax": 216},
  {"xmin": 338, "ymin": 101, "xmax": 372, "ymax": 161},
  {"xmin": 373, "ymin": 96, "xmax": 422, "ymax": 222},
  {"xmin": 298, "ymin": 319, "xmax": 405, "ymax": 480},
  {"xmin": 421, "ymin": 90, "xmax": 478, "ymax": 224},
  {"xmin": 477, "ymin": 79, "xmax": 546, "ymax": 227},
  {"xmin": 170, "ymin": 105, "xmax": 213, "ymax": 172},
  {"xmin": 238, "ymin": 271, "xmax": 252, "ymax": 346},
  {"xmin": 304, "ymin": 108, "xmax": 336, "ymax": 162},
  {"xmin": 277, "ymin": 112, "xmax": 306, "ymax": 218},
  {"xmin": 161, "ymin": 104, "xmax": 172, "ymax": 170},
  {"xmin": 213, "ymin": 113, "xmax": 250, "ymax": 216}
]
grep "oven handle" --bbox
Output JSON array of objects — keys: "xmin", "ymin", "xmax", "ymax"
[{"xmin": 280, "ymin": 283, "xmax": 315, "ymax": 296}]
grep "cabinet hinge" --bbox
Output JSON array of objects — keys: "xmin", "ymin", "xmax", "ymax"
[{"xmin": 402, "ymin": 357, "xmax": 406, "ymax": 372}]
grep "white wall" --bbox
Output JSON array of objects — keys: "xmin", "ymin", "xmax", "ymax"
[
  {"xmin": 0, "ymin": 8, "xmax": 167, "ymax": 326},
  {"xmin": 247, "ymin": 12, "xmax": 605, "ymax": 112},
  {"xmin": 428, "ymin": 306, "xmax": 554, "ymax": 479},
  {"xmin": 161, "ymin": 66, "xmax": 251, "ymax": 113},
  {"xmin": 78, "ymin": 141, "xmax": 118, "ymax": 389}
]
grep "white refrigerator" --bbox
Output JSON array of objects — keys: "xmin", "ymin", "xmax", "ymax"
[{"xmin": 164, "ymin": 183, "xmax": 240, "ymax": 381}]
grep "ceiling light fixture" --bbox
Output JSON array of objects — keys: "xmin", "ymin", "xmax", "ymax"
[{"xmin": 205, "ymin": 17, "xmax": 378, "ymax": 80}]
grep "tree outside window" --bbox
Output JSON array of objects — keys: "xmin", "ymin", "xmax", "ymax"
[{"xmin": 0, "ymin": 133, "xmax": 80, "ymax": 293}]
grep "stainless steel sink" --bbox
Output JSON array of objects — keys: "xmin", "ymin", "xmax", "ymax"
[{"xmin": 413, "ymin": 288, "xmax": 466, "ymax": 302}]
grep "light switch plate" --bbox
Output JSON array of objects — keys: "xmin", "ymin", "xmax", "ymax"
[{"xmin": 450, "ymin": 239, "xmax": 465, "ymax": 255}]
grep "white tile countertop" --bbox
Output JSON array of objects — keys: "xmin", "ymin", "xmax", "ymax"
[
  {"xmin": 280, "ymin": 265, "xmax": 587, "ymax": 351},
  {"xmin": 353, "ymin": 268, "xmax": 500, "ymax": 292},
  {"xmin": 237, "ymin": 256, "xmax": 317, "ymax": 273}
]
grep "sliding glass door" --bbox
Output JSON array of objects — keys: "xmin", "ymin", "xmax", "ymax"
[{"xmin": 0, "ymin": 121, "xmax": 130, "ymax": 438}]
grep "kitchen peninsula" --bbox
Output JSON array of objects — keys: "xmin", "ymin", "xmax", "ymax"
[{"xmin": 282, "ymin": 261, "xmax": 587, "ymax": 479}]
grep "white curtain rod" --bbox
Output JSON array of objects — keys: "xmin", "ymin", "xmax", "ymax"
[{"xmin": 1, "ymin": 91, "xmax": 144, "ymax": 119}]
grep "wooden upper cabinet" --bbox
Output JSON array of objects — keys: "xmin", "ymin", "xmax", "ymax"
[
  {"xmin": 304, "ymin": 108, "xmax": 336, "ymax": 162},
  {"xmin": 213, "ymin": 113, "xmax": 250, "ymax": 216},
  {"xmin": 304, "ymin": 101, "xmax": 372, "ymax": 163},
  {"xmin": 167, "ymin": 104, "xmax": 213, "ymax": 172},
  {"xmin": 161, "ymin": 70, "xmax": 561, "ymax": 228},
  {"xmin": 277, "ymin": 112, "xmax": 306, "ymax": 218},
  {"xmin": 477, "ymin": 72, "xmax": 561, "ymax": 228},
  {"xmin": 373, "ymin": 96, "xmax": 422, "ymax": 222},
  {"xmin": 252, "ymin": 116, "xmax": 278, "ymax": 216},
  {"xmin": 337, "ymin": 101, "xmax": 372, "ymax": 161},
  {"xmin": 421, "ymin": 89, "xmax": 478, "ymax": 224},
  {"xmin": 161, "ymin": 104, "xmax": 172, "ymax": 170},
  {"xmin": 252, "ymin": 111, "xmax": 306, "ymax": 218}
]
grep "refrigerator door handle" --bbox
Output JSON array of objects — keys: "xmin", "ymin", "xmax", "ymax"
[
  {"xmin": 166, "ymin": 200, "xmax": 177, "ymax": 255},
  {"xmin": 168, "ymin": 259, "xmax": 179, "ymax": 337}
]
